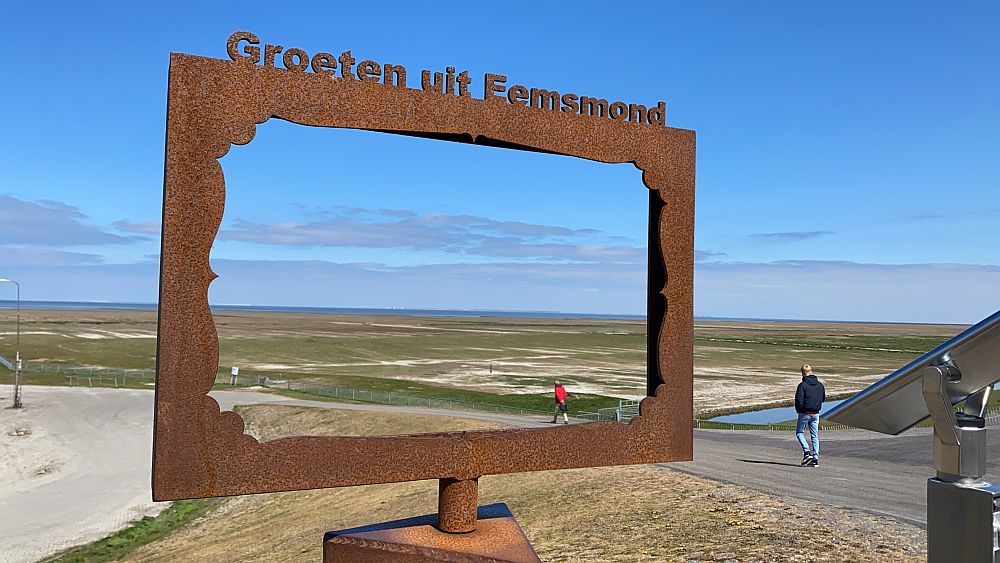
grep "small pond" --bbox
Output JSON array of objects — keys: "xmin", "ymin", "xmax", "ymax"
[{"xmin": 707, "ymin": 399, "xmax": 846, "ymax": 425}]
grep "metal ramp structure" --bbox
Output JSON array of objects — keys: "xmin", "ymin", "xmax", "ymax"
[{"xmin": 825, "ymin": 308, "xmax": 1000, "ymax": 563}]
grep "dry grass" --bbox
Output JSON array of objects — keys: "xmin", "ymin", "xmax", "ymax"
[{"xmin": 123, "ymin": 405, "xmax": 925, "ymax": 563}]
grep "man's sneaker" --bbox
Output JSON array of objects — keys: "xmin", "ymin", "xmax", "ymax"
[
  {"xmin": 800, "ymin": 452, "xmax": 813, "ymax": 466},
  {"xmin": 807, "ymin": 457, "xmax": 819, "ymax": 467}
]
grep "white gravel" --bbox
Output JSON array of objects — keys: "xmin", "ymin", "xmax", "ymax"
[{"xmin": 0, "ymin": 386, "xmax": 165, "ymax": 563}]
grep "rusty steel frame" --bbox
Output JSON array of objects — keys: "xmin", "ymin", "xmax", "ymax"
[{"xmin": 153, "ymin": 53, "xmax": 695, "ymax": 502}]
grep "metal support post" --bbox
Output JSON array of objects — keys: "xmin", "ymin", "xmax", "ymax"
[
  {"xmin": 438, "ymin": 477, "xmax": 478, "ymax": 533},
  {"xmin": 922, "ymin": 365, "xmax": 999, "ymax": 563},
  {"xmin": 13, "ymin": 353, "xmax": 22, "ymax": 409},
  {"xmin": 0, "ymin": 279, "xmax": 22, "ymax": 409}
]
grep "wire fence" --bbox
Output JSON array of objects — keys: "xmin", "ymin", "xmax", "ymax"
[
  {"xmin": 257, "ymin": 376, "xmax": 556, "ymax": 418},
  {"xmin": 16, "ymin": 361, "xmax": 624, "ymax": 421},
  {"xmin": 20, "ymin": 361, "xmax": 155, "ymax": 379},
  {"xmin": 576, "ymin": 399, "xmax": 640, "ymax": 423},
  {"xmin": 14, "ymin": 360, "xmax": 1000, "ymax": 431},
  {"xmin": 693, "ymin": 419, "xmax": 858, "ymax": 431}
]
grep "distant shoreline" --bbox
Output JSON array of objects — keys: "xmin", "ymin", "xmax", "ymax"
[
  {"xmin": 0, "ymin": 299, "xmax": 966, "ymax": 326},
  {"xmin": 0, "ymin": 299, "xmax": 645, "ymax": 321}
]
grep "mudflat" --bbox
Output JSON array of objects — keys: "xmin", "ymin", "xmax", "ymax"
[{"xmin": 0, "ymin": 308, "xmax": 964, "ymax": 417}]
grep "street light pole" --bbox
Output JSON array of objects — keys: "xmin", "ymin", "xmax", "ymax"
[{"xmin": 0, "ymin": 278, "xmax": 21, "ymax": 408}]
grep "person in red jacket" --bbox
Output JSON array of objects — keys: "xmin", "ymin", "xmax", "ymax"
[{"xmin": 551, "ymin": 380, "xmax": 568, "ymax": 424}]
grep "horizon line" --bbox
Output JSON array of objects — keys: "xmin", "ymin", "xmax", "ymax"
[{"xmin": 0, "ymin": 299, "xmax": 972, "ymax": 326}]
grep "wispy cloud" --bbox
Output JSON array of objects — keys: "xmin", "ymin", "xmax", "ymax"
[
  {"xmin": 904, "ymin": 208, "xmax": 1000, "ymax": 222},
  {"xmin": 218, "ymin": 208, "xmax": 643, "ymax": 263},
  {"xmin": 113, "ymin": 219, "xmax": 161, "ymax": 235},
  {"xmin": 695, "ymin": 250, "xmax": 726, "ymax": 262},
  {"xmin": 0, "ymin": 246, "xmax": 104, "ymax": 266},
  {"xmin": 750, "ymin": 230, "xmax": 833, "ymax": 243},
  {"xmin": 696, "ymin": 259, "xmax": 1000, "ymax": 323},
  {"xmin": 204, "ymin": 258, "xmax": 647, "ymax": 313},
  {"xmin": 3, "ymin": 256, "xmax": 998, "ymax": 323},
  {"xmin": 0, "ymin": 195, "xmax": 135, "ymax": 246}
]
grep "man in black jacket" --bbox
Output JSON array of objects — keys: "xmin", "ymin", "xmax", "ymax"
[{"xmin": 795, "ymin": 364, "xmax": 825, "ymax": 467}]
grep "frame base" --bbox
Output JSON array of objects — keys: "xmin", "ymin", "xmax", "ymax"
[{"xmin": 323, "ymin": 503, "xmax": 540, "ymax": 563}]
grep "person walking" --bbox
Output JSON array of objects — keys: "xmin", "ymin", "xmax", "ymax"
[
  {"xmin": 795, "ymin": 364, "xmax": 825, "ymax": 467},
  {"xmin": 551, "ymin": 380, "xmax": 568, "ymax": 424}
]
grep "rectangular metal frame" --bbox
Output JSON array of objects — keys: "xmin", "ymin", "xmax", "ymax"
[{"xmin": 153, "ymin": 53, "xmax": 696, "ymax": 500}]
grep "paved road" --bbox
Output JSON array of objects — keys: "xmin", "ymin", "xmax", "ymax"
[
  {"xmin": 2, "ymin": 386, "xmax": 986, "ymax": 561},
  {"xmin": 664, "ymin": 427, "xmax": 1000, "ymax": 527}
]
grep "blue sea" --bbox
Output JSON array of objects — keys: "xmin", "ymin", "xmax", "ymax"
[
  {"xmin": 0, "ymin": 300, "xmax": 646, "ymax": 321},
  {"xmin": 0, "ymin": 300, "xmax": 904, "ymax": 324},
  {"xmin": 0, "ymin": 299, "xmax": 936, "ymax": 324}
]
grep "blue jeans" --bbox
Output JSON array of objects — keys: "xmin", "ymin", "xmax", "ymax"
[{"xmin": 796, "ymin": 413, "xmax": 820, "ymax": 458}]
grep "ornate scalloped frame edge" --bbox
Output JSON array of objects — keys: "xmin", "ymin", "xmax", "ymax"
[{"xmin": 153, "ymin": 53, "xmax": 695, "ymax": 501}]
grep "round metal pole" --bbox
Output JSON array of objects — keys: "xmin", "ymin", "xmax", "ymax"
[
  {"xmin": 0, "ymin": 279, "xmax": 20, "ymax": 408},
  {"xmin": 437, "ymin": 477, "xmax": 478, "ymax": 533},
  {"xmin": 13, "ymin": 281, "xmax": 20, "ymax": 408},
  {"xmin": 12, "ymin": 281, "xmax": 18, "ymax": 357}
]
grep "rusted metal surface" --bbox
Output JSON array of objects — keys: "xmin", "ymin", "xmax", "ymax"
[
  {"xmin": 437, "ymin": 477, "xmax": 479, "ymax": 533},
  {"xmin": 323, "ymin": 503, "xmax": 541, "ymax": 563},
  {"xmin": 153, "ymin": 52, "xmax": 696, "ymax": 501}
]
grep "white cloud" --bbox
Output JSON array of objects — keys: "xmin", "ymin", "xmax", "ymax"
[
  {"xmin": 218, "ymin": 208, "xmax": 643, "ymax": 263},
  {"xmin": 5, "ymin": 255, "xmax": 997, "ymax": 324},
  {"xmin": 695, "ymin": 260, "xmax": 1000, "ymax": 324},
  {"xmin": 750, "ymin": 230, "xmax": 834, "ymax": 243},
  {"xmin": 0, "ymin": 246, "xmax": 104, "ymax": 266},
  {"xmin": 0, "ymin": 195, "xmax": 134, "ymax": 246},
  {"xmin": 113, "ymin": 219, "xmax": 161, "ymax": 235}
]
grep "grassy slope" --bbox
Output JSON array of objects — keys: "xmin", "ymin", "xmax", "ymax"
[
  {"xmin": 43, "ymin": 499, "xmax": 224, "ymax": 563},
  {"xmin": 117, "ymin": 405, "xmax": 926, "ymax": 563}
]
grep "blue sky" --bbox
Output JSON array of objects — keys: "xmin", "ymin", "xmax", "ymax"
[{"xmin": 1, "ymin": 1, "xmax": 998, "ymax": 323}]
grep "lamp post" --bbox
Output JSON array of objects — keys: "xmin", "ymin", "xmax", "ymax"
[{"xmin": 0, "ymin": 278, "xmax": 21, "ymax": 408}]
